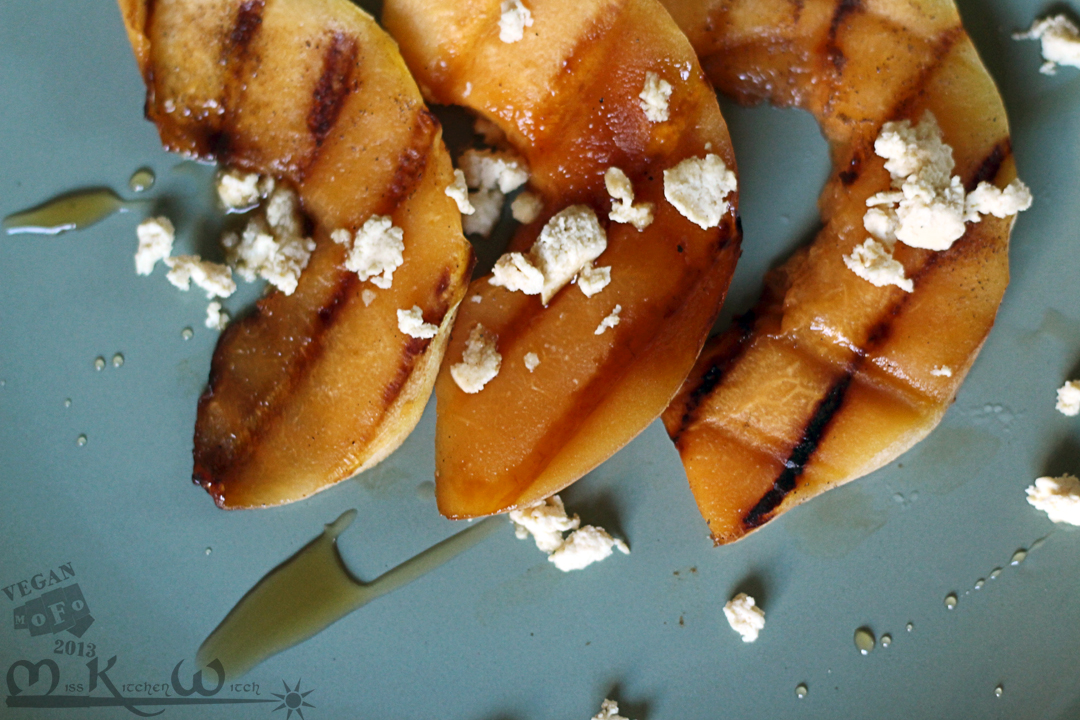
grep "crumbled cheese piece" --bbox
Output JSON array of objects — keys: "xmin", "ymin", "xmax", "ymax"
[
  {"xmin": 592, "ymin": 699, "xmax": 633, "ymax": 720},
  {"xmin": 216, "ymin": 169, "xmax": 272, "ymax": 210},
  {"xmin": 397, "ymin": 306, "xmax": 439, "ymax": 339},
  {"xmin": 164, "ymin": 255, "xmax": 236, "ymax": 298},
  {"xmin": 470, "ymin": 294, "xmax": 483, "ymax": 303},
  {"xmin": 605, "ymin": 167, "xmax": 654, "ymax": 231},
  {"xmin": 1014, "ymin": 15, "xmax": 1080, "ymax": 75},
  {"xmin": 205, "ymin": 301, "xmax": 229, "ymax": 330},
  {"xmin": 1026, "ymin": 474, "xmax": 1080, "ymax": 524},
  {"xmin": 531, "ymin": 206, "xmax": 607, "ymax": 304},
  {"xmin": 134, "ymin": 216, "xmax": 175, "ymax": 275},
  {"xmin": 511, "ymin": 191, "xmax": 543, "ymax": 224},
  {"xmin": 498, "ymin": 0, "xmax": 534, "ymax": 44},
  {"xmin": 445, "ymin": 169, "xmax": 475, "ymax": 215},
  {"xmin": 549, "ymin": 525, "xmax": 630, "ymax": 572},
  {"xmin": 576, "ymin": 262, "xmax": 611, "ymax": 297},
  {"xmin": 965, "ymin": 180, "xmax": 1034, "ymax": 219},
  {"xmin": 1057, "ymin": 380, "xmax": 1080, "ymax": 416},
  {"xmin": 450, "ymin": 323, "xmax": 502, "ymax": 393},
  {"xmin": 361, "ymin": 289, "xmax": 377, "ymax": 307},
  {"xmin": 595, "ymin": 304, "xmax": 622, "ymax": 335},
  {"xmin": 509, "ymin": 495, "xmax": 580, "ymax": 553},
  {"xmin": 459, "ymin": 149, "xmax": 529, "ymax": 193},
  {"xmin": 490, "ymin": 252, "xmax": 544, "ymax": 294},
  {"xmin": 332, "ymin": 215, "xmax": 404, "ymax": 289},
  {"xmin": 510, "ymin": 495, "xmax": 630, "ymax": 571},
  {"xmin": 524, "ymin": 352, "xmax": 540, "ymax": 372},
  {"xmin": 842, "ymin": 239, "xmax": 913, "ymax": 292},
  {"xmin": 663, "ymin": 154, "xmax": 737, "ymax": 230},
  {"xmin": 930, "ymin": 365, "xmax": 953, "ymax": 377},
  {"xmin": 222, "ymin": 215, "xmax": 315, "ymax": 296},
  {"xmin": 462, "ymin": 189, "xmax": 504, "ymax": 237},
  {"xmin": 723, "ymin": 593, "xmax": 766, "ymax": 643},
  {"xmin": 639, "ymin": 71, "xmax": 673, "ymax": 123}
]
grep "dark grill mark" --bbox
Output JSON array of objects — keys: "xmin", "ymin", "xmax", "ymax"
[
  {"xmin": 308, "ymin": 32, "xmax": 360, "ymax": 148},
  {"xmin": 229, "ymin": 0, "xmax": 265, "ymax": 52},
  {"xmin": 383, "ymin": 110, "xmax": 437, "ymax": 204},
  {"xmin": 967, "ymin": 139, "xmax": 1011, "ymax": 191},
  {"xmin": 382, "ymin": 338, "xmax": 430, "ymax": 406},
  {"xmin": 825, "ymin": 0, "xmax": 864, "ymax": 71},
  {"xmin": 839, "ymin": 152, "xmax": 861, "ymax": 185},
  {"xmin": 742, "ymin": 372, "xmax": 853, "ymax": 529}
]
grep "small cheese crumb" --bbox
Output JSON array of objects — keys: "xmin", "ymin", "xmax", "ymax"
[
  {"xmin": 445, "ymin": 169, "xmax": 475, "ymax": 215},
  {"xmin": 490, "ymin": 252, "xmax": 544, "ymax": 295},
  {"xmin": 510, "ymin": 495, "xmax": 630, "ymax": 571},
  {"xmin": 498, "ymin": 0, "xmax": 534, "ymax": 44},
  {"xmin": 134, "ymin": 216, "xmax": 175, "ymax": 275},
  {"xmin": 397, "ymin": 306, "xmax": 439, "ymax": 339},
  {"xmin": 930, "ymin": 365, "xmax": 953, "ymax": 377},
  {"xmin": 459, "ymin": 149, "xmax": 529, "ymax": 193},
  {"xmin": 723, "ymin": 593, "xmax": 766, "ymax": 643},
  {"xmin": 965, "ymin": 180, "xmax": 1034, "ymax": 219},
  {"xmin": 463, "ymin": 189, "xmax": 504, "ymax": 237},
  {"xmin": 524, "ymin": 352, "xmax": 540, "ymax": 372},
  {"xmin": 361, "ymin": 289, "xmax": 377, "ymax": 307},
  {"xmin": 1014, "ymin": 15, "xmax": 1080, "ymax": 75},
  {"xmin": 511, "ymin": 191, "xmax": 543, "ymax": 224},
  {"xmin": 205, "ymin": 301, "xmax": 229, "ymax": 330},
  {"xmin": 164, "ymin": 255, "xmax": 236, "ymax": 298},
  {"xmin": 222, "ymin": 211, "xmax": 315, "ymax": 296},
  {"xmin": 842, "ymin": 239, "xmax": 913, "ymax": 292},
  {"xmin": 332, "ymin": 215, "xmax": 405, "ymax": 289},
  {"xmin": 663, "ymin": 154, "xmax": 737, "ymax": 230},
  {"xmin": 576, "ymin": 262, "xmax": 611, "ymax": 297},
  {"xmin": 216, "ymin": 169, "xmax": 272, "ymax": 210},
  {"xmin": 470, "ymin": 294, "xmax": 483, "ymax": 304},
  {"xmin": 1026, "ymin": 474, "xmax": 1080, "ymax": 524},
  {"xmin": 592, "ymin": 699, "xmax": 633, "ymax": 720},
  {"xmin": 605, "ymin": 167, "xmax": 654, "ymax": 231},
  {"xmin": 1056, "ymin": 380, "xmax": 1080, "ymax": 416},
  {"xmin": 450, "ymin": 323, "xmax": 502, "ymax": 393},
  {"xmin": 595, "ymin": 304, "xmax": 622, "ymax": 335},
  {"xmin": 639, "ymin": 71, "xmax": 673, "ymax": 123}
]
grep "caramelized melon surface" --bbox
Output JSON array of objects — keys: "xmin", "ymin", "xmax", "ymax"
[
  {"xmin": 119, "ymin": 0, "xmax": 473, "ymax": 508},
  {"xmin": 383, "ymin": 0, "xmax": 742, "ymax": 517},
  {"xmin": 660, "ymin": 0, "xmax": 1017, "ymax": 543}
]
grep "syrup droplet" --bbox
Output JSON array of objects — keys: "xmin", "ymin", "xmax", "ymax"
[
  {"xmin": 4, "ymin": 188, "xmax": 128, "ymax": 235},
  {"xmin": 854, "ymin": 627, "xmax": 875, "ymax": 655},
  {"xmin": 880, "ymin": 633, "xmax": 892, "ymax": 648},
  {"xmin": 205, "ymin": 547, "xmax": 213, "ymax": 556},
  {"xmin": 795, "ymin": 684, "xmax": 808, "ymax": 699},
  {"xmin": 1011, "ymin": 549, "xmax": 1027, "ymax": 566},
  {"xmin": 975, "ymin": 579, "xmax": 985, "ymax": 590},
  {"xmin": 64, "ymin": 398, "xmax": 72, "ymax": 408},
  {"xmin": 944, "ymin": 593, "xmax": 958, "ymax": 610},
  {"xmin": 76, "ymin": 434, "xmax": 87, "ymax": 447},
  {"xmin": 129, "ymin": 168, "xmax": 156, "ymax": 193},
  {"xmin": 906, "ymin": 622, "xmax": 914, "ymax": 632},
  {"xmin": 112, "ymin": 353, "xmax": 124, "ymax": 368},
  {"xmin": 990, "ymin": 567, "xmax": 1002, "ymax": 579},
  {"xmin": 416, "ymin": 481, "xmax": 436, "ymax": 501},
  {"xmin": 94, "ymin": 357, "xmax": 106, "ymax": 371},
  {"xmin": 182, "ymin": 327, "xmax": 194, "ymax": 340},
  {"xmin": 1031, "ymin": 536, "xmax": 1047, "ymax": 551},
  {"xmin": 995, "ymin": 684, "xmax": 1003, "ymax": 697}
]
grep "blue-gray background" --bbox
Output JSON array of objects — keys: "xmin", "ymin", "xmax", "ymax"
[{"xmin": 1, "ymin": 1, "xmax": 1079, "ymax": 718}]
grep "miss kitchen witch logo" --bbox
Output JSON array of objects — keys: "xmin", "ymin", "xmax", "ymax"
[{"xmin": 6, "ymin": 562, "xmax": 94, "ymax": 638}]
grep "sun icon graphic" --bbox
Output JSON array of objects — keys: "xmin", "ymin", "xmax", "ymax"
[{"xmin": 271, "ymin": 679, "xmax": 316, "ymax": 719}]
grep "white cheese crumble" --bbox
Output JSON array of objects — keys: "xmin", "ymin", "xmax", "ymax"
[
  {"xmin": 450, "ymin": 323, "xmax": 502, "ymax": 393},
  {"xmin": 397, "ymin": 306, "xmax": 439, "ymax": 339},
  {"xmin": 965, "ymin": 180, "xmax": 1034, "ymax": 219},
  {"xmin": 134, "ymin": 216, "xmax": 175, "ymax": 275},
  {"xmin": 463, "ymin": 189, "xmax": 504, "ymax": 237},
  {"xmin": 205, "ymin": 301, "xmax": 229, "ymax": 330},
  {"xmin": 509, "ymin": 495, "xmax": 629, "ymax": 571},
  {"xmin": 489, "ymin": 205, "xmax": 608, "ymax": 304},
  {"xmin": 663, "ymin": 154, "xmax": 737, "ymax": 230},
  {"xmin": 1026, "ymin": 474, "xmax": 1080, "ymax": 524},
  {"xmin": 595, "ymin": 304, "xmax": 622, "ymax": 335},
  {"xmin": 842, "ymin": 238, "xmax": 914, "ymax": 292},
  {"xmin": 723, "ymin": 593, "xmax": 766, "ymax": 643},
  {"xmin": 459, "ymin": 149, "xmax": 530, "ymax": 194},
  {"xmin": 498, "ymin": 0, "xmax": 534, "ymax": 44},
  {"xmin": 639, "ymin": 71, "xmax": 673, "ymax": 123},
  {"xmin": 576, "ymin": 262, "xmax": 611, "ymax": 297},
  {"xmin": 592, "ymin": 699, "xmax": 632, "ymax": 720},
  {"xmin": 445, "ymin": 168, "xmax": 475, "ymax": 215},
  {"xmin": 222, "ymin": 187, "xmax": 316, "ymax": 296},
  {"xmin": 1057, "ymin": 380, "xmax": 1080, "ymax": 416},
  {"xmin": 216, "ymin": 169, "xmax": 273, "ymax": 210},
  {"xmin": 511, "ymin": 191, "xmax": 543, "ymax": 224},
  {"xmin": 930, "ymin": 365, "xmax": 953, "ymax": 377},
  {"xmin": 332, "ymin": 215, "xmax": 404, "ymax": 289},
  {"xmin": 524, "ymin": 351, "xmax": 540, "ymax": 372},
  {"xmin": 1014, "ymin": 15, "xmax": 1080, "ymax": 75},
  {"xmin": 361, "ymin": 289, "xmax": 377, "ymax": 307},
  {"xmin": 605, "ymin": 167, "xmax": 654, "ymax": 231},
  {"xmin": 164, "ymin": 255, "xmax": 236, "ymax": 298}
]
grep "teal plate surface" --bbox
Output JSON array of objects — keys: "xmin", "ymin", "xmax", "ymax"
[{"xmin": 2, "ymin": 1, "xmax": 1080, "ymax": 718}]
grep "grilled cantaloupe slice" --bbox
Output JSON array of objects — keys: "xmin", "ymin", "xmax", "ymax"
[
  {"xmin": 383, "ymin": 0, "xmax": 742, "ymax": 517},
  {"xmin": 660, "ymin": 0, "xmax": 1021, "ymax": 543},
  {"xmin": 118, "ymin": 0, "xmax": 473, "ymax": 508}
]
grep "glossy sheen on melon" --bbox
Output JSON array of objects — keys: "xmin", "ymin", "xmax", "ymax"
[
  {"xmin": 118, "ymin": 0, "xmax": 473, "ymax": 508},
  {"xmin": 383, "ymin": 0, "xmax": 741, "ymax": 517},
  {"xmin": 660, "ymin": 0, "xmax": 1018, "ymax": 543}
]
